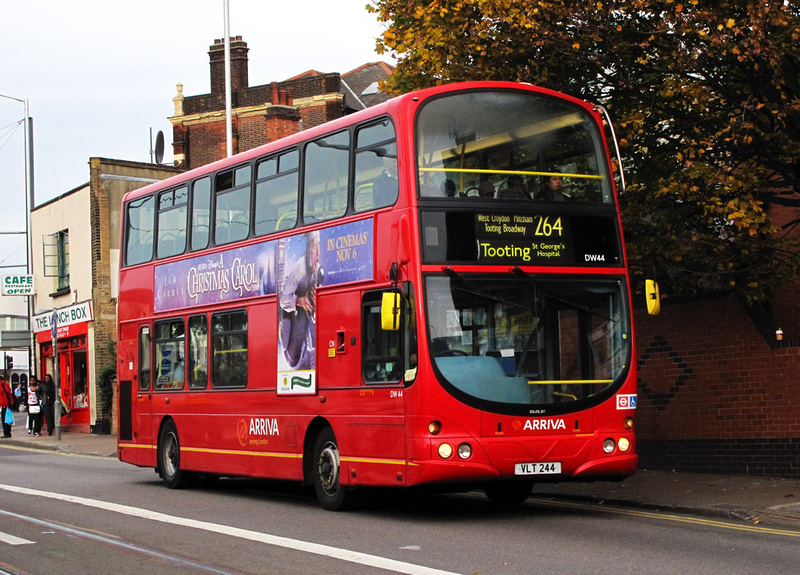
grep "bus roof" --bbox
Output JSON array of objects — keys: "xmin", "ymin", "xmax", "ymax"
[{"xmin": 121, "ymin": 81, "xmax": 596, "ymax": 205}]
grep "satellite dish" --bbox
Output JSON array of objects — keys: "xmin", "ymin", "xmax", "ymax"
[{"xmin": 155, "ymin": 130, "xmax": 165, "ymax": 165}]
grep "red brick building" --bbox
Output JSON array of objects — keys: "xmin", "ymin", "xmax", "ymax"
[{"xmin": 169, "ymin": 37, "xmax": 394, "ymax": 169}]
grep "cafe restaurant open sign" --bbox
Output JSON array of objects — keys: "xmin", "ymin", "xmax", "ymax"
[{"xmin": 2, "ymin": 275, "xmax": 34, "ymax": 296}]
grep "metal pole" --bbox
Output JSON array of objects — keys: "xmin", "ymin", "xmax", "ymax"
[
  {"xmin": 223, "ymin": 0, "xmax": 233, "ymax": 157},
  {"xmin": 52, "ymin": 311, "xmax": 62, "ymax": 440},
  {"xmin": 23, "ymin": 102, "xmax": 36, "ymax": 398},
  {"xmin": 0, "ymin": 93, "xmax": 36, "ymax": 411}
]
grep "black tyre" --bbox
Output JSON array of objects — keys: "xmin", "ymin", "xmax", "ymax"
[
  {"xmin": 484, "ymin": 480, "xmax": 534, "ymax": 508},
  {"xmin": 312, "ymin": 427, "xmax": 354, "ymax": 511},
  {"xmin": 157, "ymin": 420, "xmax": 193, "ymax": 489}
]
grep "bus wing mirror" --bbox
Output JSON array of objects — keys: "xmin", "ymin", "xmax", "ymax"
[
  {"xmin": 381, "ymin": 292, "xmax": 401, "ymax": 331},
  {"xmin": 645, "ymin": 279, "xmax": 661, "ymax": 316}
]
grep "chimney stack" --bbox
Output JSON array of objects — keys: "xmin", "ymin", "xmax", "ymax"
[{"xmin": 209, "ymin": 36, "xmax": 249, "ymax": 95}]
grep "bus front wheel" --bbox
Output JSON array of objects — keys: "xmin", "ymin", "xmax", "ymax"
[
  {"xmin": 158, "ymin": 420, "xmax": 192, "ymax": 489},
  {"xmin": 312, "ymin": 428, "xmax": 354, "ymax": 511}
]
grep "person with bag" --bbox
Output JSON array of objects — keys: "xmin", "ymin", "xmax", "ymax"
[
  {"xmin": 1, "ymin": 374, "xmax": 13, "ymax": 438},
  {"xmin": 42, "ymin": 374, "xmax": 57, "ymax": 435},
  {"xmin": 27, "ymin": 379, "xmax": 45, "ymax": 436}
]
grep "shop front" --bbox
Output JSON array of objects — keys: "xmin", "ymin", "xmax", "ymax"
[{"xmin": 33, "ymin": 301, "xmax": 93, "ymax": 431}]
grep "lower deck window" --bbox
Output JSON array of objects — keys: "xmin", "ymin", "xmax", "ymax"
[
  {"xmin": 212, "ymin": 310, "xmax": 248, "ymax": 388},
  {"xmin": 154, "ymin": 319, "xmax": 185, "ymax": 390}
]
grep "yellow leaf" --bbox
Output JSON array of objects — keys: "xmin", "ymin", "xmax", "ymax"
[{"xmin": 726, "ymin": 18, "xmax": 735, "ymax": 28}]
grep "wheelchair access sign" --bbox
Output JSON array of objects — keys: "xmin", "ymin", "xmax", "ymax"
[{"xmin": 2, "ymin": 274, "xmax": 34, "ymax": 296}]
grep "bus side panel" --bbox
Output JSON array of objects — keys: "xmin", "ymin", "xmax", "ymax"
[
  {"xmin": 174, "ymin": 300, "xmax": 306, "ymax": 481},
  {"xmin": 316, "ymin": 289, "xmax": 362, "ymax": 393},
  {"xmin": 118, "ymin": 267, "xmax": 154, "ymax": 321},
  {"xmin": 315, "ymin": 289, "xmax": 408, "ymax": 486},
  {"xmin": 247, "ymin": 301, "xmax": 278, "ymax": 391}
]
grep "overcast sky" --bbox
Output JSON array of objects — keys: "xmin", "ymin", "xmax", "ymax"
[{"xmin": 0, "ymin": 0, "xmax": 391, "ymax": 271}]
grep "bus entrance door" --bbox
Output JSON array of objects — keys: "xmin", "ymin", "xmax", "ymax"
[{"xmin": 134, "ymin": 325, "xmax": 154, "ymax": 465}]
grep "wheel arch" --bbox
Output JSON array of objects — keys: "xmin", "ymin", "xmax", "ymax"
[
  {"xmin": 302, "ymin": 416, "xmax": 333, "ymax": 484},
  {"xmin": 155, "ymin": 415, "xmax": 177, "ymax": 476}
]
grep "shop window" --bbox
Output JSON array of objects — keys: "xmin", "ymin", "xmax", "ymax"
[{"xmin": 43, "ymin": 229, "xmax": 70, "ymax": 292}]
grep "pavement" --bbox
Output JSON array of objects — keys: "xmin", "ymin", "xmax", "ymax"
[{"xmin": 4, "ymin": 409, "xmax": 800, "ymax": 527}]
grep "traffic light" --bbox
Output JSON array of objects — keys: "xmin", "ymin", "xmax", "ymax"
[{"xmin": 4, "ymin": 356, "xmax": 12, "ymax": 370}]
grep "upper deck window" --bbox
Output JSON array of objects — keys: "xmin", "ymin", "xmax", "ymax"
[
  {"xmin": 303, "ymin": 131, "xmax": 350, "ymax": 224},
  {"xmin": 255, "ymin": 149, "xmax": 299, "ymax": 235},
  {"xmin": 417, "ymin": 90, "xmax": 613, "ymax": 203},
  {"xmin": 157, "ymin": 185, "xmax": 188, "ymax": 259},
  {"xmin": 191, "ymin": 177, "xmax": 211, "ymax": 251},
  {"xmin": 126, "ymin": 195, "xmax": 155, "ymax": 266},
  {"xmin": 354, "ymin": 120, "xmax": 398, "ymax": 212},
  {"xmin": 214, "ymin": 165, "xmax": 252, "ymax": 245}
]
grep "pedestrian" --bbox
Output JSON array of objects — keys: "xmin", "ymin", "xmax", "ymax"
[
  {"xmin": 1, "ymin": 374, "xmax": 13, "ymax": 438},
  {"xmin": 27, "ymin": 379, "xmax": 45, "ymax": 436},
  {"xmin": 13, "ymin": 382, "xmax": 22, "ymax": 411},
  {"xmin": 42, "ymin": 374, "xmax": 57, "ymax": 435}
]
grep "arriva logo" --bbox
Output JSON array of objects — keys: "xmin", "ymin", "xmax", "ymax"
[
  {"xmin": 238, "ymin": 417, "xmax": 280, "ymax": 447},
  {"xmin": 523, "ymin": 418, "xmax": 566, "ymax": 431}
]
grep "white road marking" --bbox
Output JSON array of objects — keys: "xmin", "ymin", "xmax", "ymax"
[
  {"xmin": 0, "ymin": 485, "xmax": 458, "ymax": 575},
  {"xmin": 0, "ymin": 530, "xmax": 34, "ymax": 545}
]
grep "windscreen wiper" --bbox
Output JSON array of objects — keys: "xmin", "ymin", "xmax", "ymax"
[
  {"xmin": 512, "ymin": 266, "xmax": 614, "ymax": 322},
  {"xmin": 444, "ymin": 267, "xmax": 535, "ymax": 314}
]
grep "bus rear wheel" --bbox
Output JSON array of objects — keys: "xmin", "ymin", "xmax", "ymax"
[
  {"xmin": 158, "ymin": 420, "xmax": 193, "ymax": 489},
  {"xmin": 312, "ymin": 428, "xmax": 354, "ymax": 511},
  {"xmin": 484, "ymin": 480, "xmax": 534, "ymax": 508}
]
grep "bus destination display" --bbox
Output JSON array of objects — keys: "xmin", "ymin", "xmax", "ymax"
[
  {"xmin": 476, "ymin": 213, "xmax": 570, "ymax": 264},
  {"xmin": 420, "ymin": 210, "xmax": 622, "ymax": 266}
]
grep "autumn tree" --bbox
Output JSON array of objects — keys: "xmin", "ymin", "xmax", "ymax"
[{"xmin": 369, "ymin": 0, "xmax": 800, "ymax": 301}]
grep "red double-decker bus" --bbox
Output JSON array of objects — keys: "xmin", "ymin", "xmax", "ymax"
[{"xmin": 117, "ymin": 81, "xmax": 638, "ymax": 510}]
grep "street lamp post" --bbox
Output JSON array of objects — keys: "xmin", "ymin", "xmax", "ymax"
[{"xmin": 1, "ymin": 93, "xmax": 37, "ymax": 434}]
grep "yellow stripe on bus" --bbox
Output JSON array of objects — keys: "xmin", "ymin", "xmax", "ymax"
[
  {"xmin": 119, "ymin": 443, "xmax": 414, "ymax": 467},
  {"xmin": 528, "ymin": 379, "xmax": 614, "ymax": 385},
  {"xmin": 419, "ymin": 167, "xmax": 603, "ymax": 180}
]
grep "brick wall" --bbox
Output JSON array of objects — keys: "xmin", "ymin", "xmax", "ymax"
[
  {"xmin": 185, "ymin": 122, "xmax": 229, "ymax": 170},
  {"xmin": 772, "ymin": 282, "xmax": 800, "ymax": 340},
  {"xmin": 634, "ymin": 295, "xmax": 800, "ymax": 477}
]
